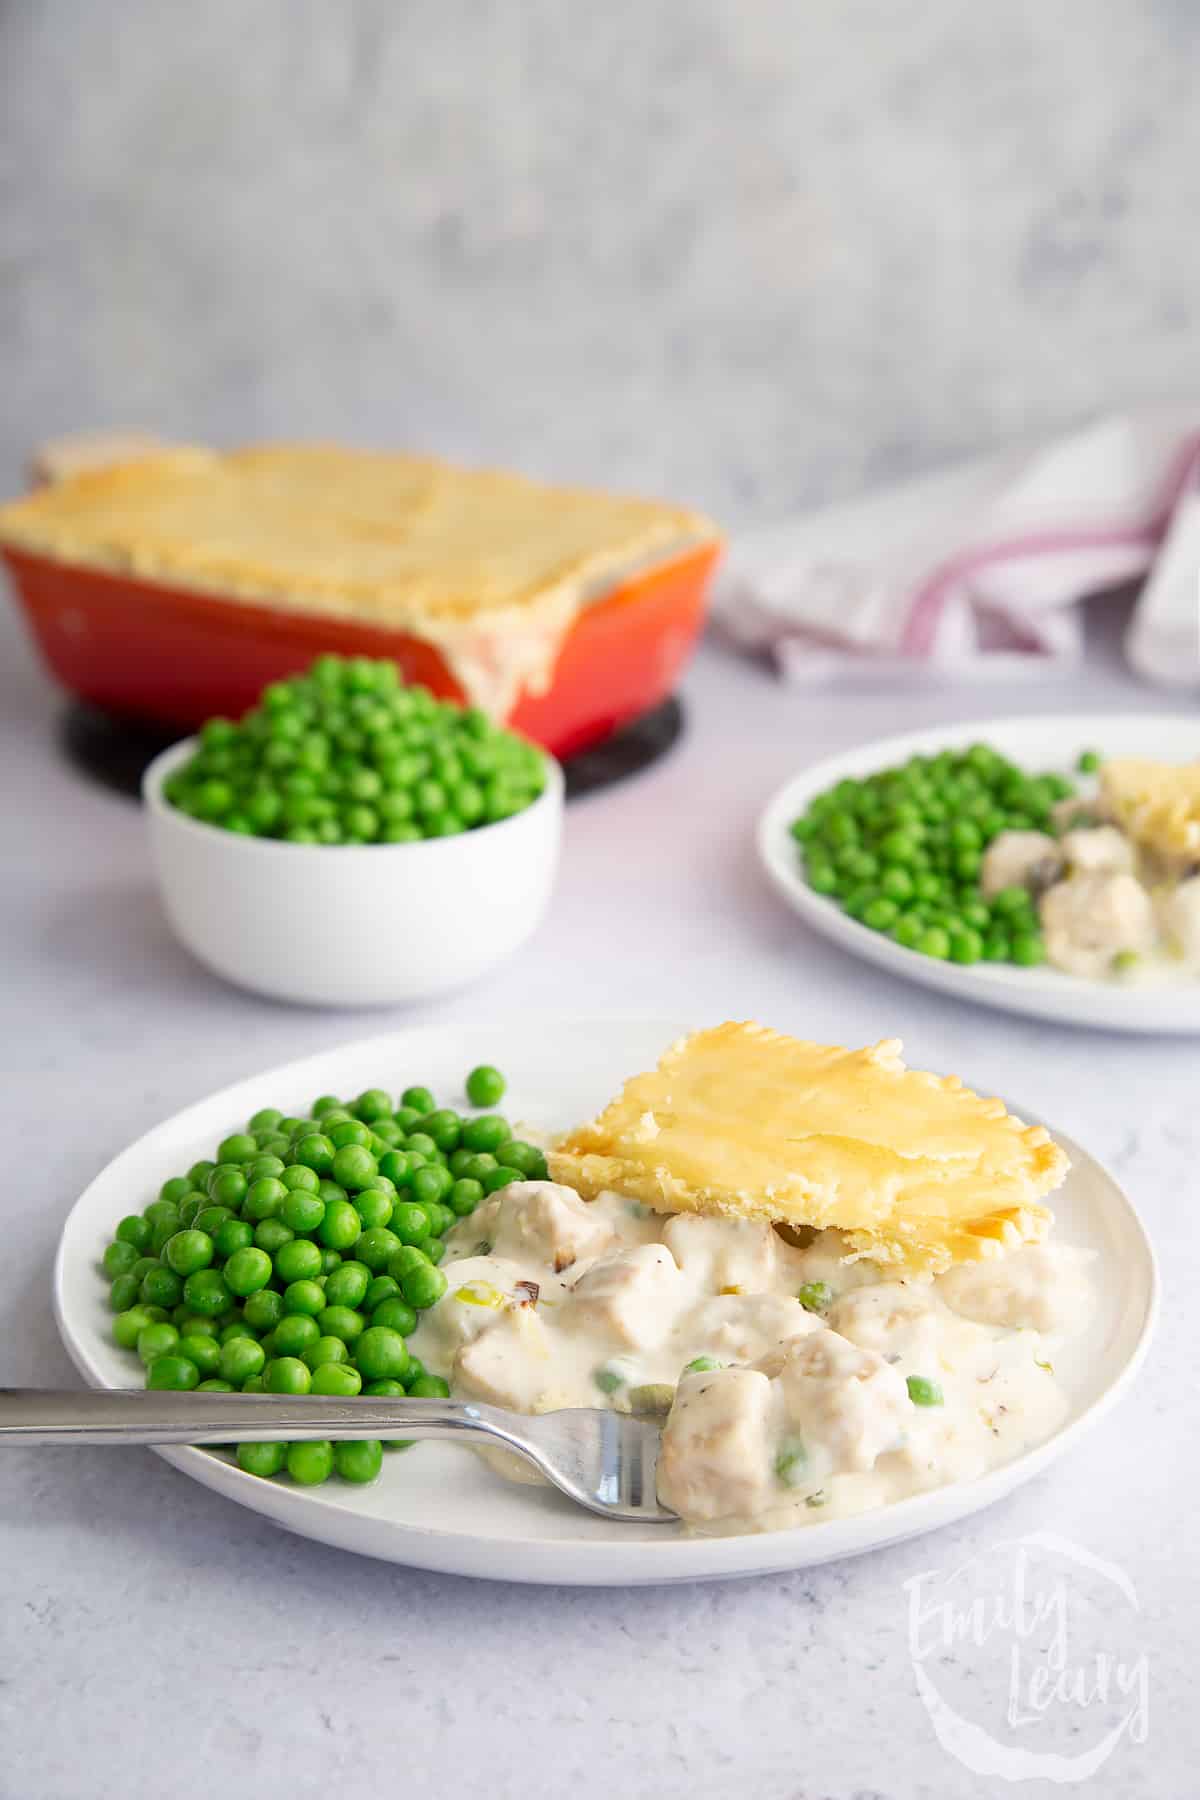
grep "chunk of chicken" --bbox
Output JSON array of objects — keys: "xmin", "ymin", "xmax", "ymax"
[
  {"xmin": 452, "ymin": 1303, "xmax": 558, "ymax": 1411},
  {"xmin": 768, "ymin": 1329, "xmax": 911, "ymax": 1476},
  {"xmin": 1039, "ymin": 872, "xmax": 1157, "ymax": 978},
  {"xmin": 828, "ymin": 1281, "xmax": 942, "ymax": 1366},
  {"xmin": 563, "ymin": 1243, "xmax": 687, "ymax": 1349},
  {"xmin": 980, "ymin": 830, "xmax": 1063, "ymax": 899},
  {"xmin": 1160, "ymin": 874, "xmax": 1200, "ymax": 967},
  {"xmin": 657, "ymin": 1367, "xmax": 775, "ymax": 1522},
  {"xmin": 661, "ymin": 1214, "xmax": 780, "ymax": 1295},
  {"xmin": 1060, "ymin": 825, "xmax": 1135, "ymax": 876},
  {"xmin": 482, "ymin": 1180, "xmax": 615, "ymax": 1275},
  {"xmin": 938, "ymin": 1244, "xmax": 1093, "ymax": 1335}
]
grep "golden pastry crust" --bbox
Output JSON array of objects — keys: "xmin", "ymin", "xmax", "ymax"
[
  {"xmin": 549, "ymin": 1023, "xmax": 1067, "ymax": 1275},
  {"xmin": 1100, "ymin": 758, "xmax": 1200, "ymax": 865},
  {"xmin": 0, "ymin": 443, "xmax": 717, "ymax": 626}
]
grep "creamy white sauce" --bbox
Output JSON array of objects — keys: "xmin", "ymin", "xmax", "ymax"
[{"xmin": 411, "ymin": 1181, "xmax": 1093, "ymax": 1534}]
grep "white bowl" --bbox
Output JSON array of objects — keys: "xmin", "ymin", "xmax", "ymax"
[{"xmin": 143, "ymin": 739, "xmax": 563, "ymax": 1006}]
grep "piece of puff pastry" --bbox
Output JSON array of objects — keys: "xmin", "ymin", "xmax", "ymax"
[
  {"xmin": 1100, "ymin": 758, "xmax": 1200, "ymax": 866},
  {"xmin": 549, "ymin": 1023, "xmax": 1067, "ymax": 1275}
]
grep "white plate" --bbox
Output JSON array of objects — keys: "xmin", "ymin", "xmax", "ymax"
[
  {"xmin": 54, "ymin": 1019, "xmax": 1156, "ymax": 1586},
  {"xmin": 759, "ymin": 714, "xmax": 1200, "ymax": 1034}
]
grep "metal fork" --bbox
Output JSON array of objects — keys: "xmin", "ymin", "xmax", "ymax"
[{"xmin": 0, "ymin": 1389, "xmax": 677, "ymax": 1524}]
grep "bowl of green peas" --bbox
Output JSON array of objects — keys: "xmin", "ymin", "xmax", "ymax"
[{"xmin": 143, "ymin": 655, "xmax": 563, "ymax": 1005}]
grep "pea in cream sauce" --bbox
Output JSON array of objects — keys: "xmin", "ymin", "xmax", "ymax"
[{"xmin": 410, "ymin": 1181, "xmax": 1093, "ymax": 1533}]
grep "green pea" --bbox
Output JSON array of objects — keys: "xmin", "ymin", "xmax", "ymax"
[
  {"xmin": 282, "ymin": 1279, "xmax": 327, "ymax": 1318},
  {"xmin": 286, "ymin": 1441, "xmax": 334, "ymax": 1486},
  {"xmin": 293, "ymin": 1132, "xmax": 336, "ymax": 1175},
  {"xmin": 220, "ymin": 1337, "xmax": 266, "ymax": 1386},
  {"xmin": 391, "ymin": 1201, "xmax": 431, "ymax": 1247},
  {"xmin": 410, "ymin": 1164, "xmax": 453, "ymax": 1207},
  {"xmin": 493, "ymin": 1141, "xmax": 548, "ymax": 1180},
  {"xmin": 243, "ymin": 1176, "xmax": 287, "ymax": 1222},
  {"xmin": 682, "ymin": 1356, "xmax": 724, "ymax": 1374},
  {"xmin": 163, "ymin": 1229, "xmax": 215, "ymax": 1277},
  {"xmin": 242, "ymin": 1288, "xmax": 285, "ymax": 1332},
  {"xmin": 483, "ymin": 1166, "xmax": 523, "ymax": 1195},
  {"xmin": 324, "ymin": 1261, "xmax": 371, "ymax": 1309},
  {"xmin": 182, "ymin": 1269, "xmax": 232, "ymax": 1317},
  {"xmin": 917, "ymin": 926, "xmax": 952, "ymax": 960},
  {"xmin": 281, "ymin": 1163, "xmax": 321, "ymax": 1193},
  {"xmin": 400, "ymin": 1262, "xmax": 447, "ymax": 1311},
  {"xmin": 136, "ymin": 1320, "xmax": 180, "ymax": 1365},
  {"xmin": 461, "ymin": 1114, "xmax": 509, "ymax": 1153},
  {"xmin": 797, "ymin": 1281, "xmax": 834, "ymax": 1312},
  {"xmin": 213, "ymin": 1217, "xmax": 254, "ymax": 1259},
  {"xmin": 331, "ymin": 1144, "xmax": 377, "ymax": 1191},
  {"xmin": 328, "ymin": 1118, "xmax": 373, "ymax": 1150},
  {"xmin": 192, "ymin": 1204, "xmax": 234, "ymax": 1238},
  {"xmin": 218, "ymin": 1133, "xmax": 257, "ymax": 1164},
  {"xmin": 102, "ymin": 1240, "xmax": 140, "ymax": 1280},
  {"xmin": 303, "ymin": 1335, "xmax": 349, "ymax": 1370},
  {"xmin": 349, "ymin": 1231, "xmax": 401, "ymax": 1274},
  {"xmin": 318, "ymin": 1198, "xmax": 361, "ymax": 1250},
  {"xmin": 327, "ymin": 1439, "xmax": 380, "ymax": 1482},
  {"xmin": 1077, "ymin": 749, "xmax": 1101, "ymax": 773},
  {"xmin": 317, "ymin": 1306, "xmax": 365, "ymax": 1344},
  {"xmin": 400, "ymin": 1085, "xmax": 436, "ymax": 1115},
  {"xmin": 415, "ymin": 1111, "xmax": 456, "ymax": 1154},
  {"xmin": 115, "ymin": 1214, "xmax": 153, "ymax": 1252},
  {"xmin": 369, "ymin": 1297, "xmax": 417, "ymax": 1336},
  {"xmin": 274, "ymin": 1238, "xmax": 323, "ymax": 1284},
  {"xmin": 186, "ymin": 1160, "xmax": 217, "ymax": 1190},
  {"xmin": 354, "ymin": 1187, "xmax": 394, "ymax": 1230},
  {"xmin": 273, "ymin": 1314, "xmax": 321, "ymax": 1357},
  {"xmin": 236, "ymin": 1440, "xmax": 287, "ymax": 1478},
  {"xmin": 264, "ymin": 1356, "xmax": 312, "ymax": 1395},
  {"xmin": 449, "ymin": 1177, "xmax": 484, "ymax": 1216},
  {"xmin": 207, "ymin": 1166, "xmax": 248, "ymax": 1209},
  {"xmin": 158, "ymin": 1177, "xmax": 193, "ymax": 1207},
  {"xmin": 354, "ymin": 1326, "xmax": 410, "ymax": 1382},
  {"xmin": 223, "ymin": 1247, "xmax": 273, "ymax": 1297},
  {"xmin": 140, "ymin": 1264, "xmax": 183, "ymax": 1309},
  {"xmin": 146, "ymin": 1355, "xmax": 200, "ymax": 1391},
  {"xmin": 311, "ymin": 1364, "xmax": 363, "ymax": 1397},
  {"xmin": 353, "ymin": 1087, "xmax": 393, "ymax": 1123},
  {"xmin": 407, "ymin": 1374, "xmax": 450, "ymax": 1400},
  {"xmin": 107, "ymin": 1272, "xmax": 140, "ymax": 1312},
  {"xmin": 1011, "ymin": 933, "xmax": 1045, "ymax": 966},
  {"xmin": 176, "ymin": 1334, "xmax": 222, "ymax": 1378}
]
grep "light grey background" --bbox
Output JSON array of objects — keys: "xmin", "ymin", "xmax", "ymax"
[{"xmin": 3, "ymin": 0, "xmax": 1200, "ymax": 521}]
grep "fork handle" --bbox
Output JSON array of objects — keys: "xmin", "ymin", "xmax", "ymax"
[{"xmin": 0, "ymin": 1387, "xmax": 511, "ymax": 1448}]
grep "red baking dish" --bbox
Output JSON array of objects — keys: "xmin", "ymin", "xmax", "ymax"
[{"xmin": 2, "ymin": 540, "xmax": 721, "ymax": 759}]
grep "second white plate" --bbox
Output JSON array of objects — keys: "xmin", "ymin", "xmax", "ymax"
[
  {"xmin": 758, "ymin": 714, "xmax": 1200, "ymax": 1034},
  {"xmin": 54, "ymin": 1019, "xmax": 1156, "ymax": 1584}
]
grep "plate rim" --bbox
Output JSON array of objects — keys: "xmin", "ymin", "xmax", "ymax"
[
  {"xmin": 53, "ymin": 1019, "xmax": 1159, "ymax": 1585},
  {"xmin": 757, "ymin": 712, "xmax": 1200, "ymax": 1034}
]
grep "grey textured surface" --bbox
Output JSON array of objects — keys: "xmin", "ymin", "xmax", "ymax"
[
  {"xmin": 0, "ymin": 594, "xmax": 1195, "ymax": 1799},
  {"xmin": 3, "ymin": 1, "xmax": 1200, "ymax": 520}
]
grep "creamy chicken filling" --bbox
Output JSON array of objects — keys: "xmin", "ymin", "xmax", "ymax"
[
  {"xmin": 409, "ymin": 1180, "xmax": 1092, "ymax": 1532},
  {"xmin": 981, "ymin": 820, "xmax": 1200, "ymax": 981}
]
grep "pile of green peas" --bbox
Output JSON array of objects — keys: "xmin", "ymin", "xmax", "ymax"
[
  {"xmin": 163, "ymin": 654, "xmax": 549, "ymax": 843},
  {"xmin": 790, "ymin": 743, "xmax": 1085, "ymax": 967},
  {"xmin": 100, "ymin": 1061, "xmax": 544, "ymax": 1488}
]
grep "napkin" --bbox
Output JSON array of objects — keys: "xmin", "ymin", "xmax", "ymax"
[{"xmin": 717, "ymin": 410, "xmax": 1200, "ymax": 687}]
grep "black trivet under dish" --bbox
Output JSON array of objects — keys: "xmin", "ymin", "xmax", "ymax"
[{"xmin": 59, "ymin": 696, "xmax": 685, "ymax": 803}]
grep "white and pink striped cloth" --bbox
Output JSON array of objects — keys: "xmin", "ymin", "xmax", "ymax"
[{"xmin": 717, "ymin": 411, "xmax": 1200, "ymax": 688}]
